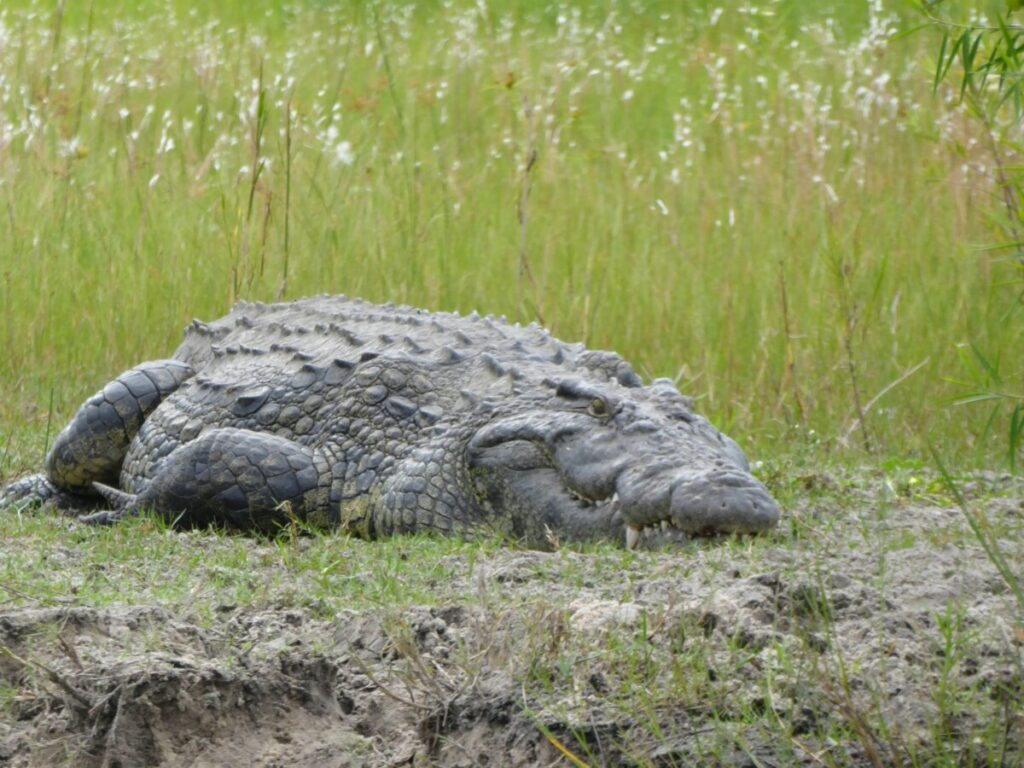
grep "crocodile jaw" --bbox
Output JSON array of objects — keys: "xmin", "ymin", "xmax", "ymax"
[
  {"xmin": 613, "ymin": 462, "xmax": 779, "ymax": 529},
  {"xmin": 469, "ymin": 455, "xmax": 779, "ymax": 550}
]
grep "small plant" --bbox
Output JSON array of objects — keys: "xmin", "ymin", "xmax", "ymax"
[
  {"xmin": 932, "ymin": 450, "xmax": 1024, "ymax": 619},
  {"xmin": 951, "ymin": 342, "xmax": 1024, "ymax": 471}
]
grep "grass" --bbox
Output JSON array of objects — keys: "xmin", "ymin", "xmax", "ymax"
[
  {"xmin": 0, "ymin": 1, "xmax": 1022, "ymax": 765},
  {"xmin": 0, "ymin": 511, "xmax": 505, "ymax": 618},
  {"xmin": 0, "ymin": 0, "xmax": 1019, "ymax": 469}
]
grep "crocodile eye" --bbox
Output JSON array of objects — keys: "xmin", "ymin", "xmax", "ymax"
[{"xmin": 588, "ymin": 397, "xmax": 608, "ymax": 417}]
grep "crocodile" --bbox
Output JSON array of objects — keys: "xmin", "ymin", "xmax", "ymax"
[{"xmin": 0, "ymin": 296, "xmax": 779, "ymax": 548}]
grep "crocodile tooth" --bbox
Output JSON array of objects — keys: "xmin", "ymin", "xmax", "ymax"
[{"xmin": 626, "ymin": 525, "xmax": 640, "ymax": 550}]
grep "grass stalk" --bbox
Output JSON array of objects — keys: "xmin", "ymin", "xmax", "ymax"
[
  {"xmin": 831, "ymin": 251, "xmax": 873, "ymax": 454},
  {"xmin": 278, "ymin": 98, "xmax": 292, "ymax": 301},
  {"xmin": 372, "ymin": 2, "xmax": 405, "ymax": 141},
  {"xmin": 42, "ymin": 386, "xmax": 55, "ymax": 458},
  {"xmin": 930, "ymin": 447, "xmax": 1024, "ymax": 616},
  {"xmin": 43, "ymin": 0, "xmax": 68, "ymax": 101},
  {"xmin": 515, "ymin": 93, "xmax": 541, "ymax": 324},
  {"xmin": 72, "ymin": 0, "xmax": 96, "ymax": 138},
  {"xmin": 775, "ymin": 258, "xmax": 805, "ymax": 423},
  {"xmin": 240, "ymin": 57, "xmax": 269, "ymax": 296}
]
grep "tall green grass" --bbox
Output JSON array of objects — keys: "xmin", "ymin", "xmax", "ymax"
[{"xmin": 0, "ymin": 0, "xmax": 1018, "ymax": 467}]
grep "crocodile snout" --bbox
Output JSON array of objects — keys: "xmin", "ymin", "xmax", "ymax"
[
  {"xmin": 616, "ymin": 464, "xmax": 779, "ymax": 544},
  {"xmin": 669, "ymin": 470, "xmax": 779, "ymax": 534}
]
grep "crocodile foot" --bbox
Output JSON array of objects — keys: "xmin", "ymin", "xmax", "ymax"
[
  {"xmin": 76, "ymin": 483, "xmax": 139, "ymax": 525},
  {"xmin": 0, "ymin": 473, "xmax": 103, "ymax": 516}
]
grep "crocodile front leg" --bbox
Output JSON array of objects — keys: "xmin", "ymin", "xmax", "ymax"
[
  {"xmin": 0, "ymin": 360, "xmax": 194, "ymax": 513},
  {"xmin": 84, "ymin": 428, "xmax": 333, "ymax": 533}
]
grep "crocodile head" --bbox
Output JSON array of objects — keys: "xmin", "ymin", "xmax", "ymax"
[{"xmin": 467, "ymin": 378, "xmax": 779, "ymax": 549}]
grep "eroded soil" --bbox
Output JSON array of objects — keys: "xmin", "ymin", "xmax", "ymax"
[{"xmin": 0, "ymin": 477, "xmax": 1022, "ymax": 767}]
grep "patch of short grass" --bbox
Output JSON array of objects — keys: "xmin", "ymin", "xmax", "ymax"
[{"xmin": 0, "ymin": 511, "xmax": 510, "ymax": 617}]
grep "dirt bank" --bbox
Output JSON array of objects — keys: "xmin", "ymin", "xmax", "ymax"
[{"xmin": 1, "ymin": 477, "xmax": 1021, "ymax": 766}]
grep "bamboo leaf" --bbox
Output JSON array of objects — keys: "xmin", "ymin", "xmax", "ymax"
[
  {"xmin": 934, "ymin": 29, "xmax": 950, "ymax": 93},
  {"xmin": 957, "ymin": 32, "xmax": 974, "ymax": 101}
]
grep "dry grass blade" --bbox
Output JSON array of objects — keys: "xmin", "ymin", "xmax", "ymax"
[{"xmin": 0, "ymin": 643, "xmax": 94, "ymax": 713}]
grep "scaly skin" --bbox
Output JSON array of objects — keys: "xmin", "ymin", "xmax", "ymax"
[{"xmin": 0, "ymin": 296, "xmax": 780, "ymax": 548}]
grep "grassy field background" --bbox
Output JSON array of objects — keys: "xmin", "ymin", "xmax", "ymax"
[{"xmin": 0, "ymin": 0, "xmax": 1020, "ymax": 471}]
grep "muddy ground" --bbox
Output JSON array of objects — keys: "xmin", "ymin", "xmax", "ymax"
[{"xmin": 0, "ymin": 476, "xmax": 1022, "ymax": 767}]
